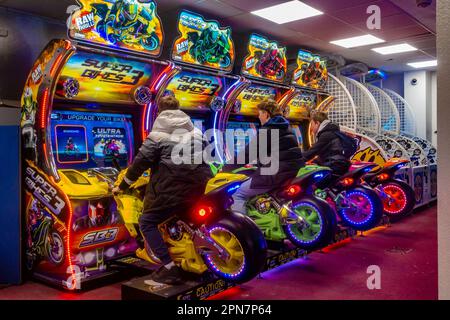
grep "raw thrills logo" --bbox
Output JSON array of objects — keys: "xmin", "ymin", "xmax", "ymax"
[
  {"xmin": 170, "ymin": 129, "xmax": 280, "ymax": 176},
  {"xmin": 25, "ymin": 166, "xmax": 65, "ymax": 215},
  {"xmin": 75, "ymin": 11, "xmax": 95, "ymax": 32}
]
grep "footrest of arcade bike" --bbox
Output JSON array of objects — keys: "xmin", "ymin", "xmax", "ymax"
[
  {"xmin": 121, "ymin": 227, "xmax": 357, "ymax": 300},
  {"xmin": 122, "ymin": 272, "xmax": 235, "ymax": 300}
]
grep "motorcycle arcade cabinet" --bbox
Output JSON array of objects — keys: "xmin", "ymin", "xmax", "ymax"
[
  {"xmin": 121, "ymin": 10, "xmax": 248, "ymax": 301},
  {"xmin": 219, "ymin": 34, "xmax": 293, "ymax": 162},
  {"xmin": 281, "ymin": 49, "xmax": 330, "ymax": 153},
  {"xmin": 20, "ymin": 0, "xmax": 174, "ymax": 290},
  {"xmin": 151, "ymin": 10, "xmax": 247, "ymax": 141}
]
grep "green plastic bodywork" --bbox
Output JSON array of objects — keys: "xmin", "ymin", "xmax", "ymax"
[{"xmin": 243, "ymin": 164, "xmax": 330, "ymax": 242}]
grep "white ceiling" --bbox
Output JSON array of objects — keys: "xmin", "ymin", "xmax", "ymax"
[{"xmin": 0, "ymin": 0, "xmax": 437, "ymax": 73}]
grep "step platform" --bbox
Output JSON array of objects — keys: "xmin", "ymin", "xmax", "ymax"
[{"xmin": 121, "ymin": 225, "xmax": 356, "ymax": 300}]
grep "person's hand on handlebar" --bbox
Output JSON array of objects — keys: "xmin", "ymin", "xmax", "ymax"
[{"xmin": 112, "ymin": 186, "xmax": 122, "ymax": 196}]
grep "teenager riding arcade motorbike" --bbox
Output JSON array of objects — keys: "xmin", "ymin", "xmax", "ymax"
[
  {"xmin": 362, "ymin": 158, "xmax": 415, "ymax": 220},
  {"xmin": 94, "ymin": 165, "xmax": 267, "ymax": 284},
  {"xmin": 219, "ymin": 163, "xmax": 337, "ymax": 251},
  {"xmin": 313, "ymin": 161, "xmax": 384, "ymax": 231}
]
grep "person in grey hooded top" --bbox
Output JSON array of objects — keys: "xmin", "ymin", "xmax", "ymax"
[{"xmin": 113, "ymin": 96, "xmax": 212, "ymax": 285}]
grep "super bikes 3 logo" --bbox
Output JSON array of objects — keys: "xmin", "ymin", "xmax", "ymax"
[
  {"xmin": 25, "ymin": 166, "xmax": 65, "ymax": 216},
  {"xmin": 79, "ymin": 228, "xmax": 119, "ymax": 248},
  {"xmin": 241, "ymin": 87, "xmax": 274, "ymax": 102},
  {"xmin": 175, "ymin": 75, "xmax": 220, "ymax": 96},
  {"xmin": 80, "ymin": 58, "xmax": 145, "ymax": 85}
]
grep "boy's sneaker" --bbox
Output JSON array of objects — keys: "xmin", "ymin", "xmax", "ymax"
[{"xmin": 150, "ymin": 265, "xmax": 183, "ymax": 285}]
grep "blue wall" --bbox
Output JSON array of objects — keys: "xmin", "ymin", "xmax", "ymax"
[
  {"xmin": 383, "ymin": 73, "xmax": 405, "ymax": 97},
  {"xmin": 0, "ymin": 125, "xmax": 21, "ymax": 284}
]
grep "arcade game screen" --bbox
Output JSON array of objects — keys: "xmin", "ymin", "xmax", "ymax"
[
  {"xmin": 227, "ymin": 121, "xmax": 259, "ymax": 155},
  {"xmin": 50, "ymin": 110, "xmax": 134, "ymax": 169}
]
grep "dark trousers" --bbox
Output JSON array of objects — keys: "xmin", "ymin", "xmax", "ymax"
[{"xmin": 138, "ymin": 207, "xmax": 177, "ymax": 265}]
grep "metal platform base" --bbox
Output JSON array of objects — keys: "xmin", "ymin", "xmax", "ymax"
[{"xmin": 121, "ymin": 226, "xmax": 356, "ymax": 300}]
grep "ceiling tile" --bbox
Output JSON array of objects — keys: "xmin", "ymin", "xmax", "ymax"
[
  {"xmin": 301, "ymin": 0, "xmax": 377, "ymax": 12},
  {"xmin": 220, "ymin": 0, "xmax": 289, "ymax": 12},
  {"xmin": 285, "ymin": 15, "xmax": 363, "ymax": 42},
  {"xmin": 369, "ymin": 25, "xmax": 433, "ymax": 41},
  {"xmin": 194, "ymin": 0, "xmax": 245, "ymax": 17},
  {"xmin": 330, "ymin": 0, "xmax": 403, "ymax": 24},
  {"xmin": 352, "ymin": 13, "xmax": 417, "ymax": 32},
  {"xmin": 227, "ymin": 13, "xmax": 300, "ymax": 40}
]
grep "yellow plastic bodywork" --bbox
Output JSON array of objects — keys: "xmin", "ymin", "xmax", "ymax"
[
  {"xmin": 204, "ymin": 172, "xmax": 248, "ymax": 194},
  {"xmin": 113, "ymin": 168, "xmax": 248, "ymax": 273},
  {"xmin": 57, "ymin": 170, "xmax": 109, "ymax": 199}
]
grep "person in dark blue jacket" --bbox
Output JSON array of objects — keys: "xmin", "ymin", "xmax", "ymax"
[{"xmin": 231, "ymin": 99, "xmax": 305, "ymax": 215}]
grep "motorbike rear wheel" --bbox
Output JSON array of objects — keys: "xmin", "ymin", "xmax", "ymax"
[
  {"xmin": 284, "ymin": 196, "xmax": 336, "ymax": 251},
  {"xmin": 204, "ymin": 212, "xmax": 267, "ymax": 284},
  {"xmin": 337, "ymin": 187, "xmax": 383, "ymax": 231},
  {"xmin": 380, "ymin": 180, "xmax": 415, "ymax": 220}
]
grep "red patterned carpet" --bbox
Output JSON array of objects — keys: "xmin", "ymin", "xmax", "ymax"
[{"xmin": 0, "ymin": 206, "xmax": 437, "ymax": 300}]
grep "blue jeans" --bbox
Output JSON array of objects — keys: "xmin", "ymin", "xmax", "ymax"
[{"xmin": 231, "ymin": 179, "xmax": 271, "ymax": 215}]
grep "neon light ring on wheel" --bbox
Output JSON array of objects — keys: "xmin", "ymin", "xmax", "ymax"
[
  {"xmin": 382, "ymin": 184, "xmax": 408, "ymax": 215},
  {"xmin": 340, "ymin": 191, "xmax": 375, "ymax": 226}
]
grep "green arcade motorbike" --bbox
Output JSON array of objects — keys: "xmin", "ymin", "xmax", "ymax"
[{"xmin": 219, "ymin": 164, "xmax": 337, "ymax": 251}]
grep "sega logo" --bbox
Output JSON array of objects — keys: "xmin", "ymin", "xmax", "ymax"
[{"xmin": 79, "ymin": 228, "xmax": 119, "ymax": 248}]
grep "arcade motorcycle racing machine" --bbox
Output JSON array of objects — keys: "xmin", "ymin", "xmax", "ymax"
[{"xmin": 20, "ymin": 0, "xmax": 176, "ymax": 289}]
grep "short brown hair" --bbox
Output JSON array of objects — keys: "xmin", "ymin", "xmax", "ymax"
[
  {"xmin": 257, "ymin": 99, "xmax": 282, "ymax": 117},
  {"xmin": 311, "ymin": 111, "xmax": 328, "ymax": 123},
  {"xmin": 159, "ymin": 95, "xmax": 180, "ymax": 112}
]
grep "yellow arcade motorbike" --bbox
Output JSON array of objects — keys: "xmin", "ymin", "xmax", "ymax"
[{"xmin": 110, "ymin": 168, "xmax": 267, "ymax": 284}]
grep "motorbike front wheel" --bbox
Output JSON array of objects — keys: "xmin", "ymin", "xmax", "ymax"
[
  {"xmin": 204, "ymin": 212, "xmax": 267, "ymax": 284},
  {"xmin": 380, "ymin": 180, "xmax": 415, "ymax": 220},
  {"xmin": 140, "ymin": 33, "xmax": 159, "ymax": 51},
  {"xmin": 337, "ymin": 187, "xmax": 383, "ymax": 231},
  {"xmin": 284, "ymin": 196, "xmax": 336, "ymax": 251}
]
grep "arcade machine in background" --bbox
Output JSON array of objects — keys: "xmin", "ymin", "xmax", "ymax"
[
  {"xmin": 280, "ymin": 49, "xmax": 330, "ymax": 151},
  {"xmin": 151, "ymin": 10, "xmax": 247, "ymax": 147},
  {"xmin": 221, "ymin": 34, "xmax": 293, "ymax": 158},
  {"xmin": 19, "ymin": 0, "xmax": 174, "ymax": 289}
]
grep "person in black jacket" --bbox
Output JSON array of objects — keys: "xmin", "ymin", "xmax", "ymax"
[
  {"xmin": 231, "ymin": 99, "xmax": 305, "ymax": 215},
  {"xmin": 303, "ymin": 111, "xmax": 350, "ymax": 176},
  {"xmin": 112, "ymin": 96, "xmax": 212, "ymax": 285}
]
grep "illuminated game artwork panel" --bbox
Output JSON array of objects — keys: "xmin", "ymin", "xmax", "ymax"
[
  {"xmin": 68, "ymin": 0, "xmax": 164, "ymax": 57},
  {"xmin": 284, "ymin": 92, "xmax": 317, "ymax": 120},
  {"xmin": 172, "ymin": 11, "xmax": 235, "ymax": 72},
  {"xmin": 58, "ymin": 51, "xmax": 153, "ymax": 104},
  {"xmin": 292, "ymin": 50, "xmax": 328, "ymax": 90},
  {"xmin": 242, "ymin": 34, "xmax": 287, "ymax": 83},
  {"xmin": 235, "ymin": 84, "xmax": 282, "ymax": 117},
  {"xmin": 164, "ymin": 70, "xmax": 238, "ymax": 111},
  {"xmin": 227, "ymin": 121, "xmax": 258, "ymax": 155},
  {"xmin": 51, "ymin": 110, "xmax": 134, "ymax": 169}
]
